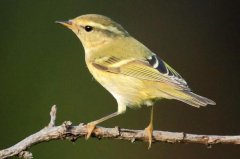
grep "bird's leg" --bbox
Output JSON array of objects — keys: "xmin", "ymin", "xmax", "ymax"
[
  {"xmin": 85, "ymin": 112, "xmax": 120, "ymax": 139},
  {"xmin": 145, "ymin": 106, "xmax": 154, "ymax": 149}
]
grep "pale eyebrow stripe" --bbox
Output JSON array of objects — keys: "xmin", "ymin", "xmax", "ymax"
[{"xmin": 87, "ymin": 22, "xmax": 123, "ymax": 34}]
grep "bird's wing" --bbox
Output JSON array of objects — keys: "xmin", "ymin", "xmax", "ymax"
[{"xmin": 92, "ymin": 54, "xmax": 190, "ymax": 91}]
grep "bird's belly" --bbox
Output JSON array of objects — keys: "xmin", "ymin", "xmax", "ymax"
[{"xmin": 87, "ymin": 65, "xmax": 155, "ymax": 107}]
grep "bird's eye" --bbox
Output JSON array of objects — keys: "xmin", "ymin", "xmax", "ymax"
[{"xmin": 84, "ymin": 25, "xmax": 93, "ymax": 32}]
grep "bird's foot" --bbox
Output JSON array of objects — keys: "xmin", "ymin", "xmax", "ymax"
[
  {"xmin": 85, "ymin": 122, "xmax": 96, "ymax": 139},
  {"xmin": 144, "ymin": 123, "xmax": 153, "ymax": 149}
]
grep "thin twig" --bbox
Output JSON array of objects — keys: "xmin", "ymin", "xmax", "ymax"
[
  {"xmin": 48, "ymin": 105, "xmax": 57, "ymax": 128},
  {"xmin": 0, "ymin": 105, "xmax": 239, "ymax": 159}
]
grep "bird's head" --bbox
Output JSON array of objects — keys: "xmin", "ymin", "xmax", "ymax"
[{"xmin": 56, "ymin": 14, "xmax": 129, "ymax": 50}]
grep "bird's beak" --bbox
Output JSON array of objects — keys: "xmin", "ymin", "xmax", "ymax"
[{"xmin": 55, "ymin": 20, "xmax": 73, "ymax": 29}]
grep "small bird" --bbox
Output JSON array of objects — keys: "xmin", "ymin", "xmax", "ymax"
[{"xmin": 56, "ymin": 14, "xmax": 216, "ymax": 148}]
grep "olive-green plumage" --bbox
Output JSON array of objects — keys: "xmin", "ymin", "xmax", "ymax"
[
  {"xmin": 58, "ymin": 14, "xmax": 215, "ymax": 109},
  {"xmin": 57, "ymin": 14, "xmax": 216, "ymax": 147},
  {"xmin": 87, "ymin": 35, "xmax": 215, "ymax": 108}
]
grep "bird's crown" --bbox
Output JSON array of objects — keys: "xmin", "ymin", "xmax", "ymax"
[{"xmin": 72, "ymin": 14, "xmax": 129, "ymax": 36}]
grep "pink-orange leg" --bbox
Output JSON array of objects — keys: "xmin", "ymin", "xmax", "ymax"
[
  {"xmin": 145, "ymin": 106, "xmax": 154, "ymax": 149},
  {"xmin": 85, "ymin": 112, "xmax": 120, "ymax": 139}
]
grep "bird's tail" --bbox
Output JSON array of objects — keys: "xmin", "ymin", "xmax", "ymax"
[
  {"xmin": 162, "ymin": 90, "xmax": 216, "ymax": 108},
  {"xmin": 179, "ymin": 92, "xmax": 216, "ymax": 107}
]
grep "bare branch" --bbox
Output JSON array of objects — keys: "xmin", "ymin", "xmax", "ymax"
[
  {"xmin": 48, "ymin": 105, "xmax": 57, "ymax": 128},
  {"xmin": 0, "ymin": 106, "xmax": 239, "ymax": 159}
]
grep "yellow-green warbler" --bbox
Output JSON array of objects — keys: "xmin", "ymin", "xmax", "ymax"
[{"xmin": 56, "ymin": 14, "xmax": 215, "ymax": 148}]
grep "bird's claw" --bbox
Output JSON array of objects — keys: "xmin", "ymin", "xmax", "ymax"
[
  {"xmin": 145, "ymin": 124, "xmax": 153, "ymax": 149},
  {"xmin": 85, "ymin": 123, "xmax": 96, "ymax": 139}
]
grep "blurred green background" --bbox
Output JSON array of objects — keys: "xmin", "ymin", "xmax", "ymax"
[{"xmin": 0, "ymin": 0, "xmax": 239, "ymax": 158}]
